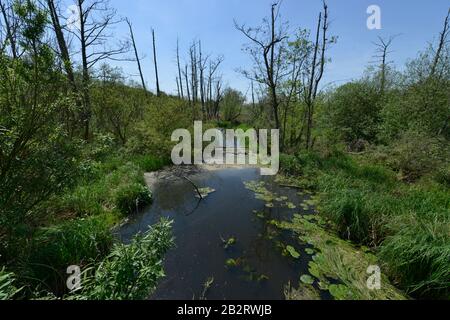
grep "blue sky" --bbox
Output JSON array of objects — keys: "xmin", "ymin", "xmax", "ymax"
[{"xmin": 94, "ymin": 0, "xmax": 449, "ymax": 96}]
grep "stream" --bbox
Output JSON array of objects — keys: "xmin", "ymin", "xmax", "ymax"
[{"xmin": 118, "ymin": 165, "xmax": 324, "ymax": 300}]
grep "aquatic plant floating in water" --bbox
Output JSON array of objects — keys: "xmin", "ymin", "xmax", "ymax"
[
  {"xmin": 221, "ymin": 236, "xmax": 237, "ymax": 249},
  {"xmin": 285, "ymin": 245, "xmax": 301, "ymax": 259},
  {"xmin": 300, "ymin": 274, "xmax": 315, "ymax": 285}
]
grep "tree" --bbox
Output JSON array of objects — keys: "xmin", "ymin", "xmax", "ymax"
[
  {"xmin": 0, "ymin": 0, "xmax": 18, "ymax": 58},
  {"xmin": 235, "ymin": 2, "xmax": 287, "ymax": 132},
  {"xmin": 0, "ymin": 0, "xmax": 79, "ymax": 249},
  {"xmin": 126, "ymin": 18, "xmax": 147, "ymax": 92},
  {"xmin": 431, "ymin": 9, "xmax": 450, "ymax": 78},
  {"xmin": 302, "ymin": 1, "xmax": 334, "ymax": 150},
  {"xmin": 372, "ymin": 36, "xmax": 396, "ymax": 93},
  {"xmin": 221, "ymin": 88, "xmax": 245, "ymax": 122},
  {"xmin": 176, "ymin": 38, "xmax": 184, "ymax": 99},
  {"xmin": 72, "ymin": 0, "xmax": 129, "ymax": 140},
  {"xmin": 152, "ymin": 28, "xmax": 161, "ymax": 96}
]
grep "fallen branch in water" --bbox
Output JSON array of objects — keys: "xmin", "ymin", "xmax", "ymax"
[{"xmin": 183, "ymin": 176, "xmax": 203, "ymax": 200}]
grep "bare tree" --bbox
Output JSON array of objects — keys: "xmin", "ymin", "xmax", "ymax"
[
  {"xmin": 372, "ymin": 36, "xmax": 396, "ymax": 93},
  {"xmin": 176, "ymin": 38, "xmax": 184, "ymax": 99},
  {"xmin": 47, "ymin": 0, "xmax": 77, "ymax": 90},
  {"xmin": 431, "ymin": 8, "xmax": 450, "ymax": 77},
  {"xmin": 152, "ymin": 28, "xmax": 161, "ymax": 96},
  {"xmin": 71, "ymin": 0, "xmax": 129, "ymax": 140},
  {"xmin": 303, "ymin": 1, "xmax": 332, "ymax": 150},
  {"xmin": 126, "ymin": 18, "xmax": 147, "ymax": 92},
  {"xmin": 235, "ymin": 2, "xmax": 288, "ymax": 132}
]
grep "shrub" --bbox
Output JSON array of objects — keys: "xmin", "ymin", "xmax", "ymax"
[
  {"xmin": 280, "ymin": 154, "xmax": 303, "ymax": 176},
  {"xmin": 324, "ymin": 81, "xmax": 381, "ymax": 146},
  {"xmin": 70, "ymin": 219, "xmax": 173, "ymax": 300},
  {"xmin": 384, "ymin": 130, "xmax": 445, "ymax": 181}
]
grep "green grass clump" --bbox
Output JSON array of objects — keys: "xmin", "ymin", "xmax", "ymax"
[
  {"xmin": 114, "ymin": 183, "xmax": 152, "ymax": 215},
  {"xmin": 132, "ymin": 155, "xmax": 170, "ymax": 172},
  {"xmin": 380, "ymin": 212, "xmax": 450, "ymax": 299},
  {"xmin": 69, "ymin": 219, "xmax": 173, "ymax": 300},
  {"xmin": 26, "ymin": 217, "xmax": 113, "ymax": 295}
]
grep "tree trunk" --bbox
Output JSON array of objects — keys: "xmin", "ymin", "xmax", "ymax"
[
  {"xmin": 152, "ymin": 28, "xmax": 161, "ymax": 96},
  {"xmin": 127, "ymin": 19, "xmax": 147, "ymax": 92}
]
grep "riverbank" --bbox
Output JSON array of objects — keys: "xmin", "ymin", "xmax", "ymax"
[{"xmin": 278, "ymin": 151, "xmax": 449, "ymax": 300}]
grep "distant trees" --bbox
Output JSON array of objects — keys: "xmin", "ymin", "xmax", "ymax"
[
  {"xmin": 222, "ymin": 89, "xmax": 246, "ymax": 122},
  {"xmin": 177, "ymin": 39, "xmax": 224, "ymax": 120}
]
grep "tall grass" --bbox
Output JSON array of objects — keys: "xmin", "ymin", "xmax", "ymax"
[{"xmin": 24, "ymin": 217, "xmax": 113, "ymax": 296}]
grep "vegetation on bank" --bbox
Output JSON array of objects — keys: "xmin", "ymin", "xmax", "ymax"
[{"xmin": 279, "ymin": 151, "xmax": 449, "ymax": 299}]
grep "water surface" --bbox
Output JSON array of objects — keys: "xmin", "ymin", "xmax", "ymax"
[{"xmin": 119, "ymin": 167, "xmax": 314, "ymax": 300}]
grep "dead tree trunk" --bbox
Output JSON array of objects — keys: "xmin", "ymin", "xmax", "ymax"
[
  {"xmin": 127, "ymin": 18, "xmax": 147, "ymax": 92},
  {"xmin": 431, "ymin": 9, "xmax": 450, "ymax": 77},
  {"xmin": 177, "ymin": 39, "xmax": 184, "ymax": 99},
  {"xmin": 152, "ymin": 28, "xmax": 161, "ymax": 96},
  {"xmin": 0, "ymin": 0, "xmax": 17, "ymax": 59},
  {"xmin": 47, "ymin": 0, "xmax": 76, "ymax": 88},
  {"xmin": 305, "ymin": 2, "xmax": 329, "ymax": 150}
]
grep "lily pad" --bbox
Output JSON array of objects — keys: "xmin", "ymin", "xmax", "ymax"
[
  {"xmin": 285, "ymin": 202, "xmax": 297, "ymax": 209},
  {"xmin": 286, "ymin": 245, "xmax": 301, "ymax": 259},
  {"xmin": 300, "ymin": 274, "xmax": 315, "ymax": 285}
]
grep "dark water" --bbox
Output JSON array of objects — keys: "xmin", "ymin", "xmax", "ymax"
[{"xmin": 119, "ymin": 167, "xmax": 314, "ymax": 300}]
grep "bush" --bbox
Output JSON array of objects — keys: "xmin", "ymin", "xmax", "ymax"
[
  {"xmin": 383, "ymin": 131, "xmax": 445, "ymax": 181},
  {"xmin": 280, "ymin": 154, "xmax": 303, "ymax": 176},
  {"xmin": 114, "ymin": 183, "xmax": 152, "ymax": 215},
  {"xmin": 70, "ymin": 219, "xmax": 173, "ymax": 300},
  {"xmin": 324, "ymin": 81, "xmax": 381, "ymax": 146}
]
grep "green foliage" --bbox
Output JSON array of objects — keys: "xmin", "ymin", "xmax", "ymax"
[
  {"xmin": 324, "ymin": 81, "xmax": 381, "ymax": 146},
  {"xmin": 132, "ymin": 155, "xmax": 170, "ymax": 172},
  {"xmin": 70, "ymin": 219, "xmax": 173, "ymax": 300},
  {"xmin": 26, "ymin": 217, "xmax": 113, "ymax": 295},
  {"xmin": 126, "ymin": 96, "xmax": 192, "ymax": 157},
  {"xmin": 280, "ymin": 151, "xmax": 450, "ymax": 298},
  {"xmin": 0, "ymin": 1, "xmax": 81, "ymax": 262},
  {"xmin": 221, "ymin": 88, "xmax": 245, "ymax": 122},
  {"xmin": 0, "ymin": 268, "xmax": 21, "ymax": 300},
  {"xmin": 380, "ymin": 77, "xmax": 450, "ymax": 141},
  {"xmin": 380, "ymin": 210, "xmax": 450, "ymax": 299},
  {"xmin": 371, "ymin": 130, "xmax": 448, "ymax": 181},
  {"xmin": 114, "ymin": 183, "xmax": 152, "ymax": 215}
]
